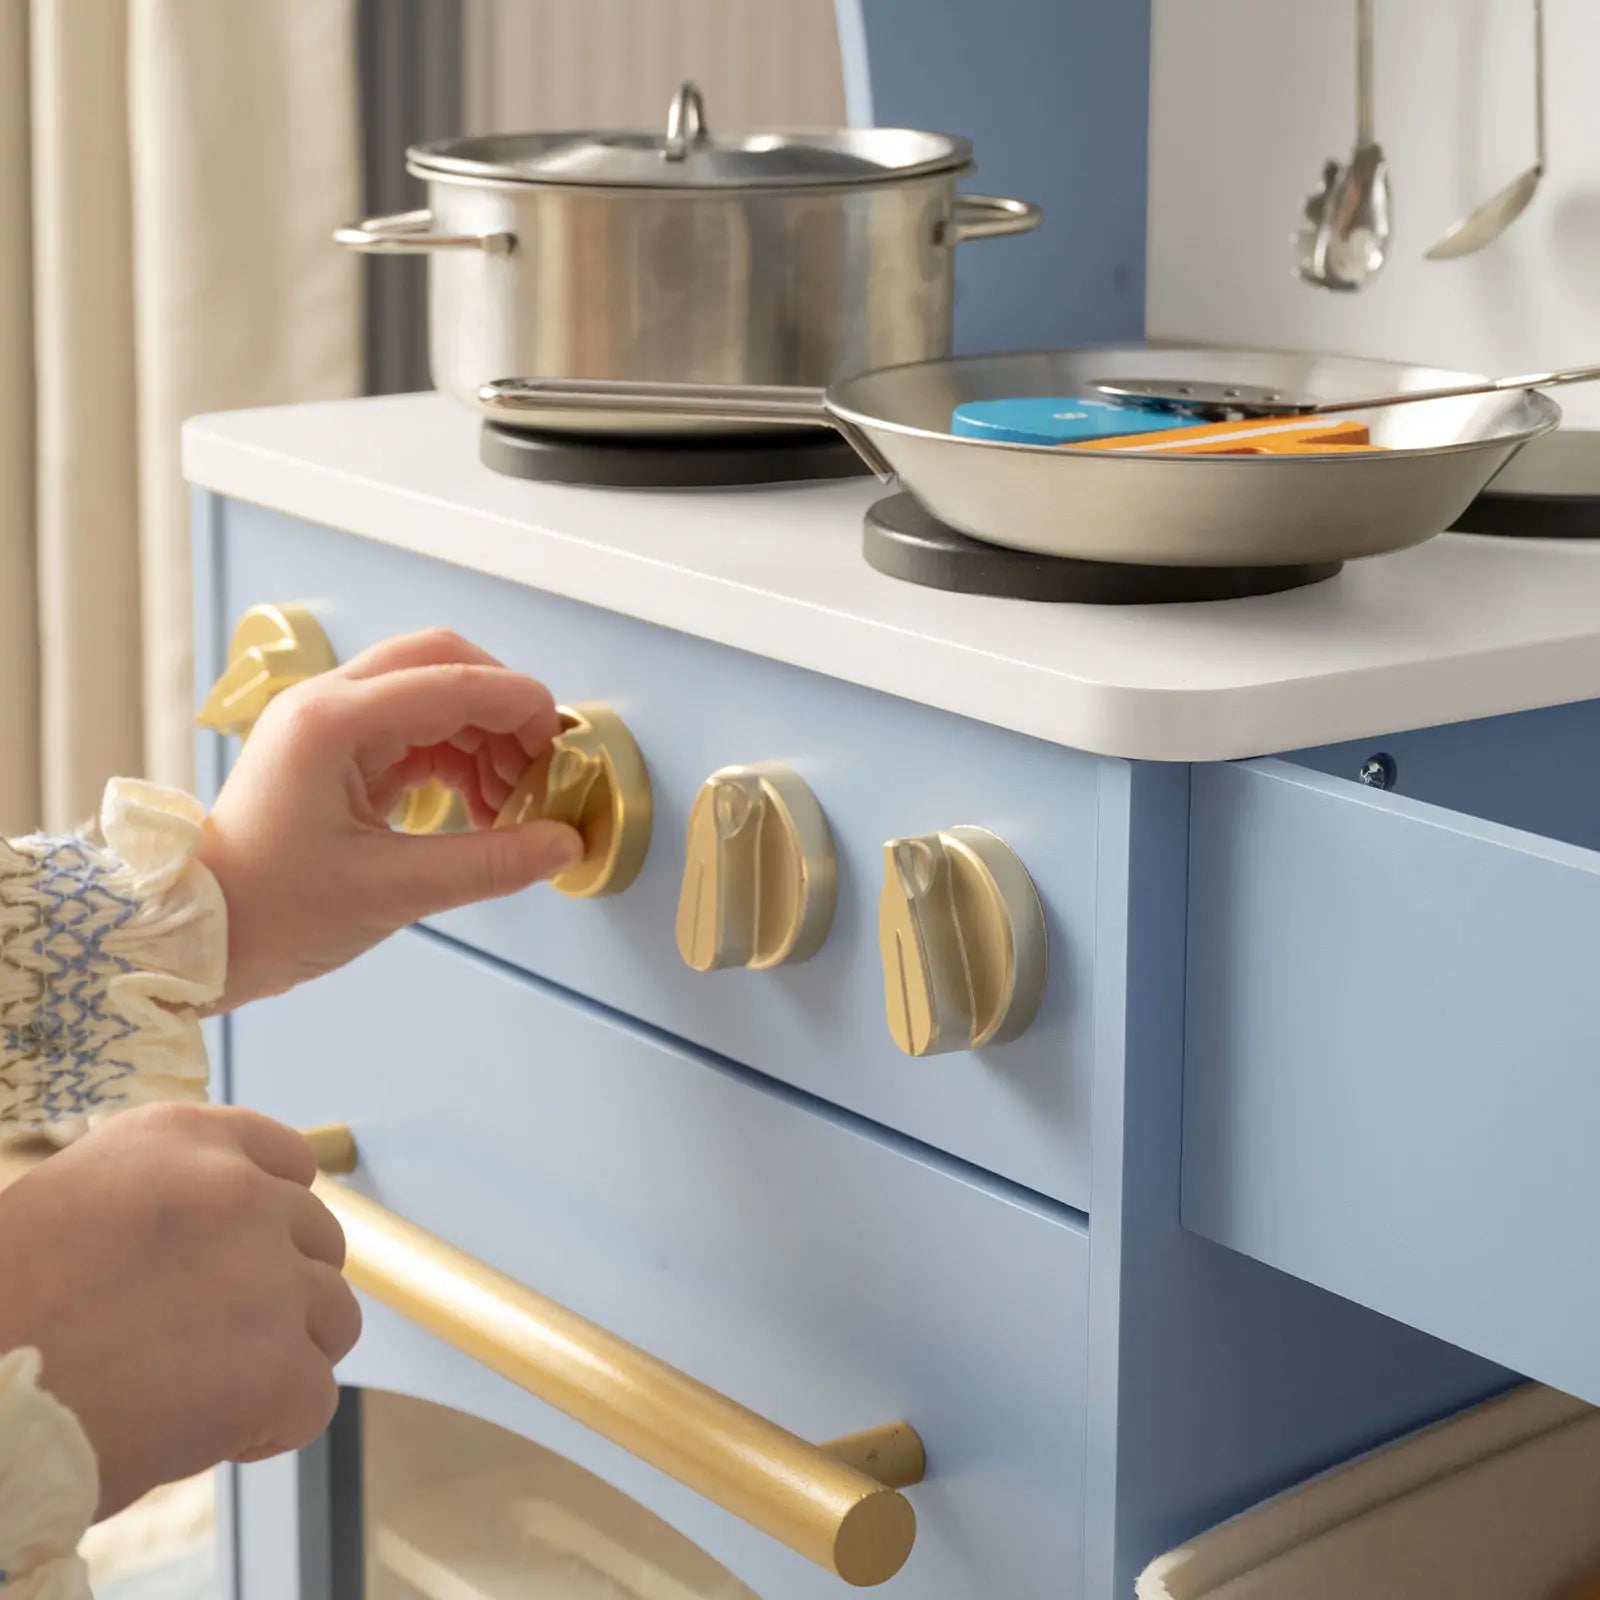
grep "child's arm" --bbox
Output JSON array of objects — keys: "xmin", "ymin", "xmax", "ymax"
[
  {"xmin": 0, "ymin": 780, "xmax": 225, "ymax": 1143},
  {"xmin": 199, "ymin": 626, "xmax": 581, "ymax": 1013},
  {"xmin": 0, "ymin": 627, "xmax": 580, "ymax": 1141},
  {"xmin": 0, "ymin": 630, "xmax": 580, "ymax": 1592}
]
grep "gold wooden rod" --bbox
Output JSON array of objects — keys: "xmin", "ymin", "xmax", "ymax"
[
  {"xmin": 0, "ymin": 1124, "xmax": 922, "ymax": 1583},
  {"xmin": 309, "ymin": 1128, "xmax": 920, "ymax": 1586}
]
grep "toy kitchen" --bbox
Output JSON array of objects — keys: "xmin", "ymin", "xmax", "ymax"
[{"xmin": 187, "ymin": 3, "xmax": 1600, "ymax": 1597}]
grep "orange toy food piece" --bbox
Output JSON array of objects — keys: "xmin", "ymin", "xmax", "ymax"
[{"xmin": 1075, "ymin": 416, "xmax": 1378, "ymax": 455}]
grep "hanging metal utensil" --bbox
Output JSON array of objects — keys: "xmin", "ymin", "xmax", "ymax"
[
  {"xmin": 1091, "ymin": 361, "xmax": 1600, "ymax": 418},
  {"xmin": 1322, "ymin": 0, "xmax": 1391, "ymax": 287},
  {"xmin": 1295, "ymin": 145, "xmax": 1345, "ymax": 286},
  {"xmin": 1427, "ymin": 0, "xmax": 1546, "ymax": 260},
  {"xmin": 1296, "ymin": 0, "xmax": 1390, "ymax": 290}
]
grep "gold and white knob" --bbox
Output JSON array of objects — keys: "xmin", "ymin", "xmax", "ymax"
[
  {"xmin": 196, "ymin": 604, "xmax": 335, "ymax": 739},
  {"xmin": 496, "ymin": 703, "xmax": 652, "ymax": 897},
  {"xmin": 198, "ymin": 604, "xmax": 466, "ymax": 838},
  {"xmin": 878, "ymin": 827, "xmax": 1046, "ymax": 1057},
  {"xmin": 676, "ymin": 764, "xmax": 835, "ymax": 971}
]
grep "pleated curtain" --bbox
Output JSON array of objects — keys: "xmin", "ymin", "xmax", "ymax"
[{"xmin": 0, "ymin": 1, "xmax": 363, "ymax": 834}]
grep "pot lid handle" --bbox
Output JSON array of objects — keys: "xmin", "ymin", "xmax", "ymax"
[{"xmin": 662, "ymin": 81, "xmax": 709, "ymax": 162}]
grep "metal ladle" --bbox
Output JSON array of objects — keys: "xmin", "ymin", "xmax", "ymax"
[
  {"xmin": 1427, "ymin": 0, "xmax": 1546, "ymax": 260},
  {"xmin": 1297, "ymin": 0, "xmax": 1390, "ymax": 291}
]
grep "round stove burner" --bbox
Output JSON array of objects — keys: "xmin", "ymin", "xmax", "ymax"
[
  {"xmin": 863, "ymin": 493, "xmax": 1342, "ymax": 604},
  {"xmin": 480, "ymin": 421, "xmax": 868, "ymax": 489},
  {"xmin": 1451, "ymin": 429, "xmax": 1600, "ymax": 539}
]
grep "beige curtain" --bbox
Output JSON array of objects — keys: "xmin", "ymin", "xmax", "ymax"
[
  {"xmin": 0, "ymin": 1, "xmax": 363, "ymax": 835},
  {"xmin": 463, "ymin": 0, "xmax": 844, "ymax": 131}
]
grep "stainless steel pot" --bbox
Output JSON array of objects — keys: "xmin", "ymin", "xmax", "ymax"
[{"xmin": 335, "ymin": 83, "xmax": 1040, "ymax": 436}]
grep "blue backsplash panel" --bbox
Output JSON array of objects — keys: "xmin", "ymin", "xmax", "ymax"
[{"xmin": 838, "ymin": 0, "xmax": 1151, "ymax": 353}]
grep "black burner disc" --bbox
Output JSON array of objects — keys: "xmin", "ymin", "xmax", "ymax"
[
  {"xmin": 481, "ymin": 421, "xmax": 868, "ymax": 489},
  {"xmin": 1451, "ymin": 430, "xmax": 1600, "ymax": 539},
  {"xmin": 863, "ymin": 493, "xmax": 1342, "ymax": 604}
]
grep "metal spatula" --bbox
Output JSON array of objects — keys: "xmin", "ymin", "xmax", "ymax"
[{"xmin": 1090, "ymin": 362, "xmax": 1600, "ymax": 420}]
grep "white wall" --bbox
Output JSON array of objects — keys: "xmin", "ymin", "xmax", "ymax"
[{"xmin": 1149, "ymin": 0, "xmax": 1600, "ymax": 426}]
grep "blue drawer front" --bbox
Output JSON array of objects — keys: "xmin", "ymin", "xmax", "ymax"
[
  {"xmin": 204, "ymin": 496, "xmax": 1099, "ymax": 1209},
  {"xmin": 228, "ymin": 928, "xmax": 1090, "ymax": 1598},
  {"xmin": 1184, "ymin": 757, "xmax": 1600, "ymax": 1404}
]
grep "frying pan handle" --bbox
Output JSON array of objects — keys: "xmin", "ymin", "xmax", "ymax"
[
  {"xmin": 475, "ymin": 379, "xmax": 896, "ymax": 480},
  {"xmin": 478, "ymin": 378, "xmax": 829, "ymax": 428}
]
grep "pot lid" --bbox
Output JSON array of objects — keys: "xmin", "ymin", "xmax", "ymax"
[{"xmin": 408, "ymin": 82, "xmax": 971, "ymax": 190}]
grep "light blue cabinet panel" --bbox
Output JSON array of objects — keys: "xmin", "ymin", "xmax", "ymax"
[
  {"xmin": 205, "ymin": 495, "xmax": 1100, "ymax": 1209},
  {"xmin": 1184, "ymin": 757, "xmax": 1600, "ymax": 1405},
  {"xmin": 1286, "ymin": 698, "xmax": 1600, "ymax": 856},
  {"xmin": 1083, "ymin": 763, "xmax": 1506, "ymax": 1596},
  {"xmin": 228, "ymin": 928, "xmax": 1090, "ymax": 1598},
  {"xmin": 198, "ymin": 486, "xmax": 1537, "ymax": 1599}
]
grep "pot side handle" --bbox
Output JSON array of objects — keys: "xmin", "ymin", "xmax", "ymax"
[
  {"xmin": 333, "ymin": 208, "xmax": 516, "ymax": 256},
  {"xmin": 939, "ymin": 194, "xmax": 1042, "ymax": 246}
]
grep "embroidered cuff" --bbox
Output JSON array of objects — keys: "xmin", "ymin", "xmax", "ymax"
[
  {"xmin": 0, "ymin": 1348, "xmax": 96, "ymax": 1598},
  {"xmin": 0, "ymin": 780, "xmax": 227, "ymax": 1140}
]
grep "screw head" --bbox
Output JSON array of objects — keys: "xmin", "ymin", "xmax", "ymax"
[{"xmin": 1358, "ymin": 753, "xmax": 1397, "ymax": 791}]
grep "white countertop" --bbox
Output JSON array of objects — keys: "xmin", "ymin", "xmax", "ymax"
[{"xmin": 183, "ymin": 392, "xmax": 1600, "ymax": 761}]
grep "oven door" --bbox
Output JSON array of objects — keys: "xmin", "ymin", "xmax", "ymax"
[
  {"xmin": 222, "ymin": 929, "xmax": 1090, "ymax": 1599},
  {"xmin": 363, "ymin": 1391, "xmax": 757, "ymax": 1600}
]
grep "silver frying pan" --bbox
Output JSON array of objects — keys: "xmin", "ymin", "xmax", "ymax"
[{"xmin": 477, "ymin": 347, "xmax": 1558, "ymax": 568}]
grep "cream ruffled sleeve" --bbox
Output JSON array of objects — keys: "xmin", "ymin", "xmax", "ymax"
[
  {"xmin": 0, "ymin": 780, "xmax": 225, "ymax": 1595},
  {"xmin": 0, "ymin": 1349, "xmax": 97, "ymax": 1599},
  {"xmin": 0, "ymin": 779, "xmax": 226, "ymax": 1142}
]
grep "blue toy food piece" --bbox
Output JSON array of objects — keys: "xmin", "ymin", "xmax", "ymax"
[{"xmin": 950, "ymin": 396, "xmax": 1194, "ymax": 446}]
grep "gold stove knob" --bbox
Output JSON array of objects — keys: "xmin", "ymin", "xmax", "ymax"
[
  {"xmin": 393, "ymin": 779, "xmax": 465, "ymax": 836},
  {"xmin": 198, "ymin": 606, "xmax": 460, "ymax": 838},
  {"xmin": 495, "ymin": 703, "xmax": 651, "ymax": 897},
  {"xmin": 878, "ymin": 826, "xmax": 1046, "ymax": 1057},
  {"xmin": 676, "ymin": 764, "xmax": 836, "ymax": 971},
  {"xmin": 196, "ymin": 604, "xmax": 336, "ymax": 738}
]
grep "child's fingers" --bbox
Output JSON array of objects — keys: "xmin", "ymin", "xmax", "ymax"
[
  {"xmin": 379, "ymin": 820, "xmax": 583, "ymax": 922},
  {"xmin": 367, "ymin": 734, "xmax": 527, "ymax": 824},
  {"xmin": 337, "ymin": 628, "xmax": 504, "ymax": 681},
  {"xmin": 447, "ymin": 729, "xmax": 555, "ymax": 792},
  {"xmin": 476, "ymin": 742, "xmax": 513, "ymax": 814},
  {"xmin": 343, "ymin": 666, "xmax": 560, "ymax": 780},
  {"xmin": 445, "ymin": 729, "xmax": 539, "ymax": 786},
  {"xmin": 283, "ymin": 1184, "xmax": 346, "ymax": 1270},
  {"xmin": 369, "ymin": 744, "xmax": 501, "ymax": 829},
  {"xmin": 304, "ymin": 1262, "xmax": 363, "ymax": 1364},
  {"xmin": 166, "ymin": 1107, "xmax": 318, "ymax": 1187}
]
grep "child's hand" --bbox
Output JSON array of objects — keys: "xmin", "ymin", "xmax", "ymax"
[
  {"xmin": 0, "ymin": 1105, "xmax": 360, "ymax": 1518},
  {"xmin": 201, "ymin": 630, "xmax": 583, "ymax": 1010}
]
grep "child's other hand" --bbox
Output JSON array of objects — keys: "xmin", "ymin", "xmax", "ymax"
[
  {"xmin": 202, "ymin": 629, "xmax": 583, "ymax": 1010},
  {"xmin": 0, "ymin": 1105, "xmax": 360, "ymax": 1518}
]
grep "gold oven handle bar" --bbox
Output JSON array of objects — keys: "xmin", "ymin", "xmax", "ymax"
[
  {"xmin": 302, "ymin": 1125, "xmax": 923, "ymax": 1587},
  {"xmin": 0, "ymin": 1126, "xmax": 921, "ymax": 1583}
]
